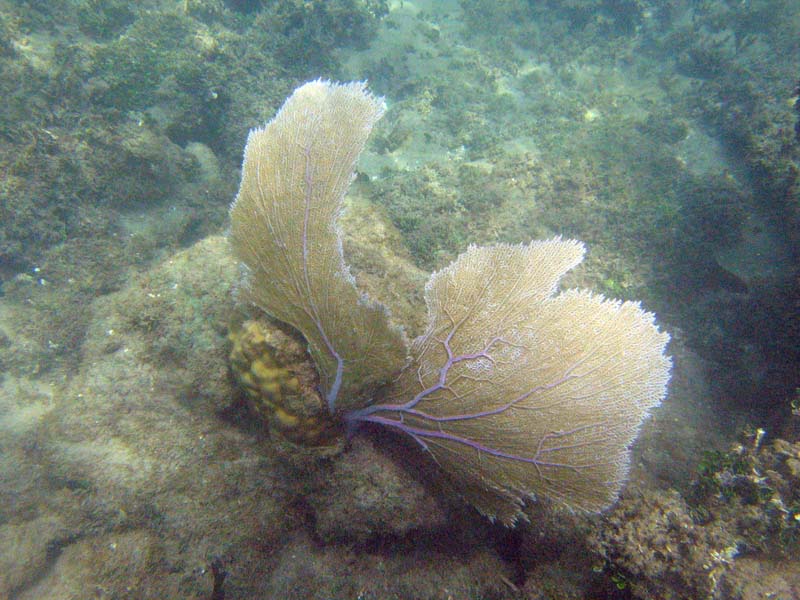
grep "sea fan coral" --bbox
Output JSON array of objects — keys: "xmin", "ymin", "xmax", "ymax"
[{"xmin": 229, "ymin": 80, "xmax": 671, "ymax": 524}]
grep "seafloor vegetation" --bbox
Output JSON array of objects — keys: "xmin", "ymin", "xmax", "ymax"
[{"xmin": 0, "ymin": 0, "xmax": 798, "ymax": 598}]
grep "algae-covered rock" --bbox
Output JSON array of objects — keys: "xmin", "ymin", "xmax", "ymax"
[
  {"xmin": 717, "ymin": 557, "xmax": 800, "ymax": 600},
  {"xmin": 0, "ymin": 516, "xmax": 69, "ymax": 599},
  {"xmin": 16, "ymin": 531, "xmax": 212, "ymax": 600},
  {"xmin": 263, "ymin": 530, "xmax": 514, "ymax": 600},
  {"xmin": 306, "ymin": 435, "xmax": 449, "ymax": 543},
  {"xmin": 0, "ymin": 229, "xmax": 515, "ymax": 598},
  {"xmin": 591, "ymin": 489, "xmax": 737, "ymax": 600},
  {"xmin": 0, "ymin": 237, "xmax": 291, "ymax": 597}
]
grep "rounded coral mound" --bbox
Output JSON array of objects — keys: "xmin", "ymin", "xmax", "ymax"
[{"xmin": 229, "ymin": 319, "xmax": 343, "ymax": 448}]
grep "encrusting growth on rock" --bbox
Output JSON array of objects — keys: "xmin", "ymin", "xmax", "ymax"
[
  {"xmin": 229, "ymin": 319, "xmax": 343, "ymax": 448},
  {"xmin": 228, "ymin": 79, "xmax": 672, "ymax": 525}
]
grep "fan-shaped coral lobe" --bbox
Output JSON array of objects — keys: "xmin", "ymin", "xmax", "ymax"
[
  {"xmin": 347, "ymin": 240, "xmax": 671, "ymax": 524},
  {"xmin": 229, "ymin": 80, "xmax": 408, "ymax": 414}
]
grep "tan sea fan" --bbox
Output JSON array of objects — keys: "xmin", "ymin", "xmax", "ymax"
[
  {"xmin": 345, "ymin": 240, "xmax": 671, "ymax": 524},
  {"xmin": 229, "ymin": 80, "xmax": 671, "ymax": 525},
  {"xmin": 229, "ymin": 80, "xmax": 408, "ymax": 413}
]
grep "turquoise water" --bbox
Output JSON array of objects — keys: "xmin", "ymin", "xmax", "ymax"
[{"xmin": 0, "ymin": 1, "xmax": 798, "ymax": 598}]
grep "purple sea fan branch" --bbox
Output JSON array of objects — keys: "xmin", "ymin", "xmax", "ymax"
[
  {"xmin": 346, "ymin": 331, "xmax": 578, "ymax": 424},
  {"xmin": 346, "ymin": 240, "xmax": 671, "ymax": 525},
  {"xmin": 352, "ymin": 413, "xmax": 606, "ymax": 473},
  {"xmin": 229, "ymin": 80, "xmax": 408, "ymax": 414}
]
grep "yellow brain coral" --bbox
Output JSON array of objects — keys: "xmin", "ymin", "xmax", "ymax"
[{"xmin": 229, "ymin": 319, "xmax": 342, "ymax": 448}]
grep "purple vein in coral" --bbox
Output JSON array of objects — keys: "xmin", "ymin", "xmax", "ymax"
[
  {"xmin": 344, "ymin": 327, "xmax": 597, "ymax": 472},
  {"xmin": 351, "ymin": 414, "xmax": 598, "ymax": 473}
]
